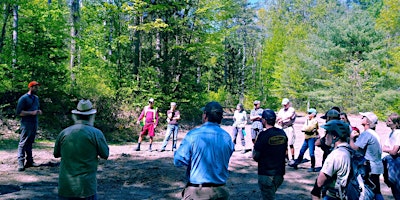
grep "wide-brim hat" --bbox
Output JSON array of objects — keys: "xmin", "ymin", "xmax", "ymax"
[{"xmin": 71, "ymin": 99, "xmax": 97, "ymax": 115}]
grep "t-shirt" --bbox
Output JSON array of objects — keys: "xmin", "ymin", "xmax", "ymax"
[
  {"xmin": 354, "ymin": 129, "xmax": 384, "ymax": 174},
  {"xmin": 250, "ymin": 108, "xmax": 263, "ymax": 130},
  {"xmin": 253, "ymin": 127, "xmax": 288, "ymax": 176},
  {"xmin": 233, "ymin": 110, "xmax": 247, "ymax": 128},
  {"xmin": 167, "ymin": 110, "xmax": 180, "ymax": 125},
  {"xmin": 382, "ymin": 129, "xmax": 400, "ymax": 158},
  {"xmin": 321, "ymin": 143, "xmax": 352, "ymax": 190},
  {"xmin": 277, "ymin": 107, "xmax": 296, "ymax": 128},
  {"xmin": 16, "ymin": 93, "xmax": 40, "ymax": 123}
]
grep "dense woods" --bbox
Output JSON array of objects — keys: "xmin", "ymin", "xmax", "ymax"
[{"xmin": 0, "ymin": 0, "xmax": 399, "ymax": 141}]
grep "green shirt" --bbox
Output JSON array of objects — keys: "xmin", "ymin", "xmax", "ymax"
[{"xmin": 54, "ymin": 120, "xmax": 109, "ymax": 198}]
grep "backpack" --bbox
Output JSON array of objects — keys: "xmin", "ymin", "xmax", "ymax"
[{"xmin": 341, "ymin": 146, "xmax": 375, "ymax": 200}]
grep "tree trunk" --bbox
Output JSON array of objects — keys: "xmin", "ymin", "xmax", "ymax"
[
  {"xmin": 69, "ymin": 0, "xmax": 80, "ymax": 85},
  {"xmin": 240, "ymin": 37, "xmax": 246, "ymax": 104},
  {"xmin": 0, "ymin": 3, "xmax": 11, "ymax": 55},
  {"xmin": 12, "ymin": 4, "xmax": 18, "ymax": 70}
]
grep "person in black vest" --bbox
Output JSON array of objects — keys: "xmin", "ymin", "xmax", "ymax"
[{"xmin": 253, "ymin": 109, "xmax": 288, "ymax": 200}]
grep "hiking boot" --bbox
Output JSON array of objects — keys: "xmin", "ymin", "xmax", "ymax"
[
  {"xmin": 25, "ymin": 162, "xmax": 39, "ymax": 168},
  {"xmin": 17, "ymin": 161, "xmax": 25, "ymax": 172},
  {"xmin": 135, "ymin": 147, "xmax": 140, "ymax": 151},
  {"xmin": 288, "ymin": 160, "xmax": 298, "ymax": 169}
]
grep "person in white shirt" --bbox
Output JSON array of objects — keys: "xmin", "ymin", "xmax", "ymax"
[
  {"xmin": 232, "ymin": 103, "xmax": 247, "ymax": 153},
  {"xmin": 382, "ymin": 113, "xmax": 400, "ymax": 199},
  {"xmin": 276, "ymin": 98, "xmax": 296, "ymax": 161}
]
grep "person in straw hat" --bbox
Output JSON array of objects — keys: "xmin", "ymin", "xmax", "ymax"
[{"xmin": 54, "ymin": 99, "xmax": 109, "ymax": 199}]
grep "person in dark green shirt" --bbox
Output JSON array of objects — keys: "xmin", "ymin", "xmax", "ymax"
[{"xmin": 54, "ymin": 99, "xmax": 109, "ymax": 199}]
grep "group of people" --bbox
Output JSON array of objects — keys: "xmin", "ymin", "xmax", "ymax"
[
  {"xmin": 15, "ymin": 80, "xmax": 400, "ymax": 200},
  {"xmin": 232, "ymin": 98, "xmax": 400, "ymax": 200}
]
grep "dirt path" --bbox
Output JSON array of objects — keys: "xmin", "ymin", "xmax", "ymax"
[{"xmin": 0, "ymin": 114, "xmax": 394, "ymax": 199}]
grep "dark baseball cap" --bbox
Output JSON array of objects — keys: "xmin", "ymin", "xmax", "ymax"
[
  {"xmin": 201, "ymin": 101, "xmax": 223, "ymax": 114},
  {"xmin": 321, "ymin": 109, "xmax": 340, "ymax": 120}
]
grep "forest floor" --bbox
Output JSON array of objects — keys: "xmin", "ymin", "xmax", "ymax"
[{"xmin": 0, "ymin": 113, "xmax": 395, "ymax": 200}]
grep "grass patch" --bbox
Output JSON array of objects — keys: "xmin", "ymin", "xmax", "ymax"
[
  {"xmin": 0, "ymin": 139, "xmax": 55, "ymax": 150},
  {"xmin": 0, "ymin": 139, "xmax": 19, "ymax": 150}
]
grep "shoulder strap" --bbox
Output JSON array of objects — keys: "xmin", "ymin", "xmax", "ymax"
[{"xmin": 154, "ymin": 107, "xmax": 158, "ymax": 122}]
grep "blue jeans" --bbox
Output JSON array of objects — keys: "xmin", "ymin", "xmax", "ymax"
[
  {"xmin": 161, "ymin": 124, "xmax": 179, "ymax": 150},
  {"xmin": 232, "ymin": 127, "xmax": 245, "ymax": 147},
  {"xmin": 18, "ymin": 121, "xmax": 37, "ymax": 164},
  {"xmin": 296, "ymin": 137, "xmax": 316, "ymax": 167}
]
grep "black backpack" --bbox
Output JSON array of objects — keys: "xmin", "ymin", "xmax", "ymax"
[{"xmin": 341, "ymin": 146, "xmax": 375, "ymax": 200}]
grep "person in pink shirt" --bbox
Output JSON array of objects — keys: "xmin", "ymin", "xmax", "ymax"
[{"xmin": 135, "ymin": 98, "xmax": 159, "ymax": 152}]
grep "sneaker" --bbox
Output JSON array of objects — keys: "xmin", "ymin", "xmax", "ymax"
[
  {"xmin": 172, "ymin": 148, "xmax": 176, "ymax": 152},
  {"xmin": 148, "ymin": 148, "xmax": 152, "ymax": 152},
  {"xmin": 308, "ymin": 167, "xmax": 317, "ymax": 172},
  {"xmin": 241, "ymin": 149, "xmax": 246, "ymax": 154},
  {"xmin": 135, "ymin": 147, "xmax": 140, "ymax": 151}
]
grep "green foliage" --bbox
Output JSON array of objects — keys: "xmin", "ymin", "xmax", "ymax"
[{"xmin": 1, "ymin": 0, "xmax": 399, "ymax": 142}]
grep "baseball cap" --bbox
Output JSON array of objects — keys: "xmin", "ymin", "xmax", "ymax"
[
  {"xmin": 281, "ymin": 98, "xmax": 290, "ymax": 105},
  {"xmin": 307, "ymin": 108, "xmax": 317, "ymax": 115},
  {"xmin": 321, "ymin": 109, "xmax": 340, "ymax": 120},
  {"xmin": 262, "ymin": 109, "xmax": 276, "ymax": 120},
  {"xmin": 171, "ymin": 102, "xmax": 176, "ymax": 106},
  {"xmin": 253, "ymin": 100, "xmax": 260, "ymax": 105},
  {"xmin": 149, "ymin": 98, "xmax": 154, "ymax": 103},
  {"xmin": 360, "ymin": 112, "xmax": 378, "ymax": 124},
  {"xmin": 28, "ymin": 81, "xmax": 40, "ymax": 88},
  {"xmin": 201, "ymin": 101, "xmax": 223, "ymax": 114}
]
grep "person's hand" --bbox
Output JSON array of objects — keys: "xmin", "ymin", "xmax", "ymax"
[
  {"xmin": 350, "ymin": 130, "xmax": 359, "ymax": 139},
  {"xmin": 37, "ymin": 110, "xmax": 42, "ymax": 115}
]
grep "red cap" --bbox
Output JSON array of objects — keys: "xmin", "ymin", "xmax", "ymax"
[{"xmin": 28, "ymin": 81, "xmax": 40, "ymax": 88}]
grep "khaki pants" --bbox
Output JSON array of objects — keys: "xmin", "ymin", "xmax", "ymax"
[{"xmin": 181, "ymin": 185, "xmax": 229, "ymax": 200}]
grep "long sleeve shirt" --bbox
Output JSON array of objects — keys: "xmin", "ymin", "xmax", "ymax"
[
  {"xmin": 301, "ymin": 118, "xmax": 319, "ymax": 139},
  {"xmin": 54, "ymin": 120, "xmax": 109, "ymax": 198}
]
